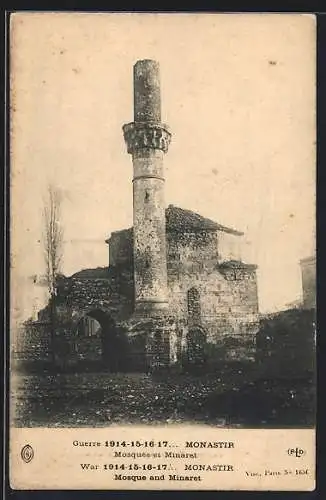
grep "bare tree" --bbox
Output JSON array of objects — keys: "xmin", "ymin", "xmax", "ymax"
[{"xmin": 42, "ymin": 184, "xmax": 64, "ymax": 365}]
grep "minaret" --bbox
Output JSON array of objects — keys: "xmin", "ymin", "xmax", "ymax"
[{"xmin": 123, "ymin": 60, "xmax": 171, "ymax": 316}]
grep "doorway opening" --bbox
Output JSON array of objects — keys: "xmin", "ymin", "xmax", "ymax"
[
  {"xmin": 73, "ymin": 309, "xmax": 127, "ymax": 372},
  {"xmin": 185, "ymin": 325, "xmax": 207, "ymax": 371}
]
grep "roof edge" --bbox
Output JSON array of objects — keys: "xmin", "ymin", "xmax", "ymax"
[
  {"xmin": 219, "ymin": 260, "xmax": 258, "ymax": 269},
  {"xmin": 106, "ymin": 206, "xmax": 244, "ymax": 239}
]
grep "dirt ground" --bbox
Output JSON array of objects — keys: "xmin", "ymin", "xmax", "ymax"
[{"xmin": 11, "ymin": 369, "xmax": 315, "ymax": 428}]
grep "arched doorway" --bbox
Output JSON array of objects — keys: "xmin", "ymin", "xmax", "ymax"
[
  {"xmin": 185, "ymin": 325, "xmax": 207, "ymax": 371},
  {"xmin": 73, "ymin": 309, "xmax": 127, "ymax": 372}
]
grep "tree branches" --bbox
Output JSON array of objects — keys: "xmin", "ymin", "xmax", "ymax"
[{"xmin": 42, "ymin": 184, "xmax": 63, "ymax": 297}]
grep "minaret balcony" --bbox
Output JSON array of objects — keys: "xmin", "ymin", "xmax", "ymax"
[{"xmin": 123, "ymin": 121, "xmax": 171, "ymax": 154}]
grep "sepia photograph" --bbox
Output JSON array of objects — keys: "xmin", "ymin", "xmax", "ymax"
[{"xmin": 9, "ymin": 12, "xmax": 316, "ymax": 490}]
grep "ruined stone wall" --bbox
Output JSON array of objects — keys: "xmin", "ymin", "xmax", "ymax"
[
  {"xmin": 57, "ymin": 270, "xmax": 133, "ymax": 323},
  {"xmin": 67, "ymin": 279, "xmax": 127, "ymax": 320},
  {"xmin": 13, "ymin": 321, "xmax": 51, "ymax": 364}
]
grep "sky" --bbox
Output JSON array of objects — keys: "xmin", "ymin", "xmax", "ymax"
[{"xmin": 10, "ymin": 13, "xmax": 316, "ymax": 321}]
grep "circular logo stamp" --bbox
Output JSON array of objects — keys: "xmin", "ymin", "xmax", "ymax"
[{"xmin": 21, "ymin": 444, "xmax": 34, "ymax": 463}]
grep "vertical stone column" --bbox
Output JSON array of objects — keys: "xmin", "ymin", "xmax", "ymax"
[{"xmin": 123, "ymin": 60, "xmax": 171, "ymax": 316}]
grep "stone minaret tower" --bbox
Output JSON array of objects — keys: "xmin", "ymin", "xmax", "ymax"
[{"xmin": 123, "ymin": 60, "xmax": 171, "ymax": 316}]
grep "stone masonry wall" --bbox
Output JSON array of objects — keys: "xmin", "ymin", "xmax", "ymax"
[
  {"xmin": 106, "ymin": 226, "xmax": 259, "ymax": 365},
  {"xmin": 132, "ymin": 149, "xmax": 169, "ymax": 308},
  {"xmin": 166, "ymin": 230, "xmax": 259, "ymax": 364},
  {"xmin": 167, "ymin": 230, "xmax": 218, "ymax": 271},
  {"xmin": 168, "ymin": 268, "xmax": 258, "ymax": 363},
  {"xmin": 109, "ymin": 230, "xmax": 133, "ymax": 268}
]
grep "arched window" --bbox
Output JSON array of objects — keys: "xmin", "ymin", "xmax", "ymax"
[{"xmin": 187, "ymin": 287, "xmax": 201, "ymax": 324}]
